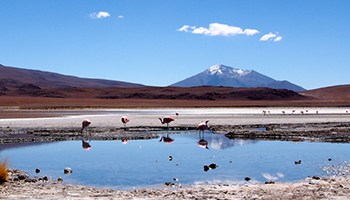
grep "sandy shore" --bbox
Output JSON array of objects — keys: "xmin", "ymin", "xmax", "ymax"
[
  {"xmin": 1, "ymin": 174, "xmax": 350, "ymax": 199},
  {"xmin": 2, "ymin": 108, "xmax": 350, "ymax": 199}
]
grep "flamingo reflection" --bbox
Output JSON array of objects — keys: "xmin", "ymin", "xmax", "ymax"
[
  {"xmin": 197, "ymin": 134, "xmax": 209, "ymax": 149},
  {"xmin": 159, "ymin": 133, "xmax": 174, "ymax": 144},
  {"xmin": 82, "ymin": 140, "xmax": 92, "ymax": 150}
]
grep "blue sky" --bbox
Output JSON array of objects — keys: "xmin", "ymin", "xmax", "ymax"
[{"xmin": 1, "ymin": 0, "xmax": 349, "ymax": 89}]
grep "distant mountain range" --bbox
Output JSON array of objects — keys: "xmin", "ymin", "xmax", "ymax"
[
  {"xmin": 0, "ymin": 64, "xmax": 144, "ymax": 89},
  {"xmin": 1, "ymin": 63, "xmax": 350, "ymax": 104},
  {"xmin": 171, "ymin": 64, "xmax": 305, "ymax": 91}
]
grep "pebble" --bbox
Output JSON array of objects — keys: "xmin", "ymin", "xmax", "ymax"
[
  {"xmin": 295, "ymin": 160, "xmax": 302, "ymax": 165},
  {"xmin": 245, "ymin": 177, "xmax": 251, "ymax": 181},
  {"xmin": 209, "ymin": 163, "xmax": 219, "ymax": 169},
  {"xmin": 35, "ymin": 168, "xmax": 41, "ymax": 174},
  {"xmin": 64, "ymin": 167, "xmax": 73, "ymax": 174}
]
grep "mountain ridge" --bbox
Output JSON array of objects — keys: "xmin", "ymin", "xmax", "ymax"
[
  {"xmin": 171, "ymin": 64, "xmax": 305, "ymax": 91},
  {"xmin": 0, "ymin": 64, "xmax": 144, "ymax": 88}
]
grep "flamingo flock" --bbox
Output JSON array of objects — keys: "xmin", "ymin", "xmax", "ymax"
[{"xmin": 80, "ymin": 115, "xmax": 211, "ymax": 149}]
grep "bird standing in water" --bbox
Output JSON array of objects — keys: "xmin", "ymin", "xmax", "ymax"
[
  {"xmin": 159, "ymin": 116, "xmax": 175, "ymax": 129},
  {"xmin": 121, "ymin": 116, "xmax": 129, "ymax": 128},
  {"xmin": 197, "ymin": 120, "xmax": 209, "ymax": 134},
  {"xmin": 81, "ymin": 119, "xmax": 91, "ymax": 134}
]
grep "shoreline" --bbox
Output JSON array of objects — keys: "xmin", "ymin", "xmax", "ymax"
[
  {"xmin": 1, "ymin": 169, "xmax": 350, "ymax": 199},
  {"xmin": 2, "ymin": 121, "xmax": 350, "ymax": 144}
]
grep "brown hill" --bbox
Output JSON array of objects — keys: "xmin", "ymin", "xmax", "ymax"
[
  {"xmin": 0, "ymin": 83, "xmax": 308, "ymax": 101},
  {"xmin": 300, "ymin": 85, "xmax": 350, "ymax": 100},
  {"xmin": 0, "ymin": 64, "xmax": 144, "ymax": 88}
]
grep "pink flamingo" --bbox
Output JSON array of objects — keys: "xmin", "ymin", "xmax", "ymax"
[
  {"xmin": 81, "ymin": 119, "xmax": 91, "ymax": 134},
  {"xmin": 121, "ymin": 116, "xmax": 129, "ymax": 127},
  {"xmin": 159, "ymin": 116, "xmax": 175, "ymax": 129},
  {"xmin": 197, "ymin": 120, "xmax": 209, "ymax": 134}
]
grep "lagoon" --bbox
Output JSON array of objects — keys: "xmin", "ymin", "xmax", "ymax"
[{"xmin": 1, "ymin": 132, "xmax": 349, "ymax": 190}]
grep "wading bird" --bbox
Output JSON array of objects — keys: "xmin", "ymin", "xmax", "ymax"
[
  {"xmin": 159, "ymin": 117, "xmax": 174, "ymax": 128},
  {"xmin": 121, "ymin": 116, "xmax": 129, "ymax": 128},
  {"xmin": 197, "ymin": 120, "xmax": 209, "ymax": 134},
  {"xmin": 81, "ymin": 119, "xmax": 91, "ymax": 134}
]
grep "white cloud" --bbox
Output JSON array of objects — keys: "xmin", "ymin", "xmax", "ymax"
[
  {"xmin": 117, "ymin": 15, "xmax": 124, "ymax": 19},
  {"xmin": 90, "ymin": 11, "xmax": 111, "ymax": 19},
  {"xmin": 274, "ymin": 36, "xmax": 283, "ymax": 42},
  {"xmin": 178, "ymin": 23, "xmax": 259, "ymax": 37},
  {"xmin": 178, "ymin": 25, "xmax": 190, "ymax": 32},
  {"xmin": 260, "ymin": 32, "xmax": 283, "ymax": 42}
]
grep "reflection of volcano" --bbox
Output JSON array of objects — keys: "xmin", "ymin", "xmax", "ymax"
[{"xmin": 207, "ymin": 134, "xmax": 258, "ymax": 150}]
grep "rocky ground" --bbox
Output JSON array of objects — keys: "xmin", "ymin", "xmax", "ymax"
[{"xmin": 1, "ymin": 168, "xmax": 350, "ymax": 199}]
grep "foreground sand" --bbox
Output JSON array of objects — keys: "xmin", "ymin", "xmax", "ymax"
[{"xmin": 1, "ymin": 176, "xmax": 350, "ymax": 199}]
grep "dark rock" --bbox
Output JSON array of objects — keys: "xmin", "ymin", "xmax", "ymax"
[
  {"xmin": 164, "ymin": 182, "xmax": 175, "ymax": 186},
  {"xmin": 209, "ymin": 163, "xmax": 218, "ymax": 169},
  {"xmin": 168, "ymin": 156, "xmax": 173, "ymax": 161},
  {"xmin": 18, "ymin": 173, "xmax": 29, "ymax": 180},
  {"xmin": 328, "ymin": 158, "xmax": 332, "ymax": 161},
  {"xmin": 244, "ymin": 177, "xmax": 251, "ymax": 181},
  {"xmin": 35, "ymin": 168, "xmax": 40, "ymax": 174},
  {"xmin": 312, "ymin": 176, "xmax": 321, "ymax": 180},
  {"xmin": 265, "ymin": 181, "xmax": 275, "ymax": 184},
  {"xmin": 43, "ymin": 176, "xmax": 49, "ymax": 181},
  {"xmin": 57, "ymin": 177, "xmax": 63, "ymax": 182},
  {"xmin": 64, "ymin": 167, "xmax": 73, "ymax": 174},
  {"xmin": 25, "ymin": 178, "xmax": 37, "ymax": 183},
  {"xmin": 295, "ymin": 160, "xmax": 302, "ymax": 165},
  {"xmin": 204, "ymin": 165, "xmax": 210, "ymax": 172}
]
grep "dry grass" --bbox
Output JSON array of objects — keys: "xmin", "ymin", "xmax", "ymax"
[{"xmin": 0, "ymin": 158, "xmax": 9, "ymax": 184}]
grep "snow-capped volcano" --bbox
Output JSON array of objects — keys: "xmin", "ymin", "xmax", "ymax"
[
  {"xmin": 171, "ymin": 64, "xmax": 305, "ymax": 91},
  {"xmin": 208, "ymin": 64, "xmax": 252, "ymax": 77}
]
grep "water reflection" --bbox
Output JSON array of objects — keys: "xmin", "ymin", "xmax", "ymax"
[
  {"xmin": 207, "ymin": 133, "xmax": 258, "ymax": 150},
  {"xmin": 159, "ymin": 133, "xmax": 174, "ymax": 144},
  {"xmin": 81, "ymin": 140, "xmax": 91, "ymax": 150},
  {"xmin": 197, "ymin": 133, "xmax": 209, "ymax": 149},
  {"xmin": 3, "ymin": 132, "xmax": 350, "ymax": 190}
]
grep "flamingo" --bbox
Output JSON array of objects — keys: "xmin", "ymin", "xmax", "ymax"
[
  {"xmin": 197, "ymin": 120, "xmax": 209, "ymax": 134},
  {"xmin": 159, "ymin": 117, "xmax": 174, "ymax": 129},
  {"xmin": 81, "ymin": 119, "xmax": 91, "ymax": 134},
  {"xmin": 121, "ymin": 116, "xmax": 129, "ymax": 128}
]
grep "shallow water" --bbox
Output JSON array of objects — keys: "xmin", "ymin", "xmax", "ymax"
[{"xmin": 1, "ymin": 132, "xmax": 350, "ymax": 189}]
